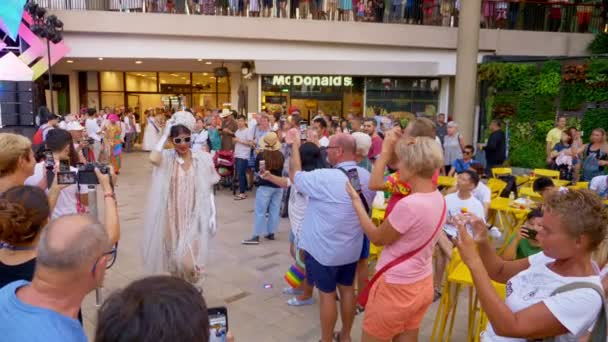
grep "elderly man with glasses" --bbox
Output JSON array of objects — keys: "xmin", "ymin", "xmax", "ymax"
[
  {"xmin": 290, "ymin": 133, "xmax": 374, "ymax": 342},
  {"xmin": 0, "ymin": 214, "xmax": 114, "ymax": 342}
]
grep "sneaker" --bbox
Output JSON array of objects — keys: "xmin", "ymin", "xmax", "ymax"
[
  {"xmin": 264, "ymin": 233, "xmax": 275, "ymax": 241},
  {"xmin": 241, "ymin": 236, "xmax": 260, "ymax": 245}
]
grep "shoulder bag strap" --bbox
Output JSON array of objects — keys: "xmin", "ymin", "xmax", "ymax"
[
  {"xmin": 549, "ymin": 282, "xmax": 607, "ymax": 342},
  {"xmin": 367, "ymin": 198, "xmax": 447, "ymax": 285},
  {"xmin": 338, "ymin": 167, "xmax": 370, "ymax": 213}
]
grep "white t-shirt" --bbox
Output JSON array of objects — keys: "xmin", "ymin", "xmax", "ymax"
[
  {"xmin": 444, "ymin": 192, "xmax": 485, "ymax": 238},
  {"xmin": 590, "ymin": 175, "xmax": 608, "ymax": 198},
  {"xmin": 85, "ymin": 118, "xmax": 102, "ymax": 142},
  {"xmin": 192, "ymin": 130, "xmax": 209, "ymax": 152},
  {"xmin": 234, "ymin": 127, "xmax": 254, "ymax": 160},
  {"xmin": 319, "ymin": 136, "xmax": 330, "ymax": 148},
  {"xmin": 288, "ymin": 184, "xmax": 309, "ymax": 247},
  {"xmin": 25, "ymin": 162, "xmax": 88, "ymax": 219},
  {"xmin": 482, "ymin": 253, "xmax": 603, "ymax": 342},
  {"xmin": 473, "ymin": 182, "xmax": 492, "ymax": 206}
]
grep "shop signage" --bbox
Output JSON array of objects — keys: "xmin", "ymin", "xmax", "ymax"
[{"xmin": 271, "ymin": 75, "xmax": 353, "ymax": 87}]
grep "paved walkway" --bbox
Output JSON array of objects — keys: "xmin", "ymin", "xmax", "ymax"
[{"xmin": 82, "ymin": 152, "xmax": 470, "ymax": 341}]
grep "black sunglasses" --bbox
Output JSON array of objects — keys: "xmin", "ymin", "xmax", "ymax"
[{"xmin": 173, "ymin": 136, "xmax": 192, "ymax": 145}]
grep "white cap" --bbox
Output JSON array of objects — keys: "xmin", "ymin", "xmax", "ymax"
[{"xmin": 66, "ymin": 121, "xmax": 84, "ymax": 131}]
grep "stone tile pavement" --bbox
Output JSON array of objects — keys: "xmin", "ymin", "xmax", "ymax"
[{"xmin": 83, "ymin": 152, "xmax": 470, "ymax": 341}]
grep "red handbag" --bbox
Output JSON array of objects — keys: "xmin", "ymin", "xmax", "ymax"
[{"xmin": 357, "ymin": 200, "xmax": 447, "ymax": 308}]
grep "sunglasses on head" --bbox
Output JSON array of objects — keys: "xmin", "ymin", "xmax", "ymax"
[{"xmin": 173, "ymin": 136, "xmax": 192, "ymax": 145}]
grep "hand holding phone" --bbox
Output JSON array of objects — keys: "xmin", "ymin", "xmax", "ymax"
[
  {"xmin": 521, "ymin": 227, "xmax": 538, "ymax": 241},
  {"xmin": 208, "ymin": 306, "xmax": 228, "ymax": 342},
  {"xmin": 346, "ymin": 169, "xmax": 361, "ymax": 192}
]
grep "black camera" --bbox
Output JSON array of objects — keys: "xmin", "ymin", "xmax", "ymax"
[
  {"xmin": 87, "ymin": 137, "xmax": 95, "ymax": 145},
  {"xmin": 76, "ymin": 163, "xmax": 110, "ymax": 185}
]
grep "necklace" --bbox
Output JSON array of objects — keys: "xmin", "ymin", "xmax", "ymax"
[{"xmin": 0, "ymin": 242, "xmax": 37, "ymax": 251}]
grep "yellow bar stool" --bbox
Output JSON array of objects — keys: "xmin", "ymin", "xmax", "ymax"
[{"xmin": 431, "ymin": 249, "xmax": 506, "ymax": 342}]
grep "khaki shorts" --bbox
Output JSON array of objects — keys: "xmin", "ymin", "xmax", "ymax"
[{"xmin": 363, "ymin": 275, "xmax": 434, "ymax": 340}]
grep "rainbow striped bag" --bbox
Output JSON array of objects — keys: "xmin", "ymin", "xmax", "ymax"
[{"xmin": 284, "ymin": 252, "xmax": 306, "ymax": 288}]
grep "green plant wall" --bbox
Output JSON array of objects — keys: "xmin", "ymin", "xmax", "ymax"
[{"xmin": 479, "ymin": 59, "xmax": 608, "ymax": 168}]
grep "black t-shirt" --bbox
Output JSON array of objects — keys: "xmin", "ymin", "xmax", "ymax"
[
  {"xmin": 0, "ymin": 258, "xmax": 36, "ymax": 289},
  {"xmin": 256, "ymin": 153, "xmax": 284, "ymax": 188}
]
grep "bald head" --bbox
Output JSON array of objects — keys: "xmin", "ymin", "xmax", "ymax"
[
  {"xmin": 328, "ymin": 134, "xmax": 356, "ymax": 166},
  {"xmin": 37, "ymin": 215, "xmax": 110, "ymax": 273}
]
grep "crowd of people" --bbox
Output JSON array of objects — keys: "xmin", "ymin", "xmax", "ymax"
[
  {"xmin": 108, "ymin": 0, "xmax": 607, "ymax": 32},
  {"xmin": 0, "ymin": 101, "xmax": 608, "ymax": 342}
]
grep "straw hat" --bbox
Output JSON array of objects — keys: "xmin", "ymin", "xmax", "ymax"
[
  {"xmin": 261, "ymin": 132, "xmax": 281, "ymax": 151},
  {"xmin": 220, "ymin": 108, "xmax": 232, "ymax": 118}
]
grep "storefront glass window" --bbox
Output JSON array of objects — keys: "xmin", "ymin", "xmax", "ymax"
[
  {"xmin": 100, "ymin": 72, "xmax": 124, "ymax": 92},
  {"xmin": 126, "ymin": 72, "xmax": 158, "ymax": 92},
  {"xmin": 193, "ymin": 73, "xmax": 217, "ymax": 93},
  {"xmin": 101, "ymin": 92, "xmax": 124, "ymax": 109},
  {"xmin": 261, "ymin": 75, "xmax": 364, "ymax": 120},
  {"xmin": 365, "ymin": 77, "xmax": 440, "ymax": 117},
  {"xmin": 87, "ymin": 71, "xmax": 98, "ymax": 91}
]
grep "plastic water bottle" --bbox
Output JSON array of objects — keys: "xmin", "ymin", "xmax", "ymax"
[{"xmin": 508, "ymin": 191, "xmax": 515, "ymax": 204}]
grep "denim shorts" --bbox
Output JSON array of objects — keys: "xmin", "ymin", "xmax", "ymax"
[{"xmin": 304, "ymin": 251, "xmax": 357, "ymax": 293}]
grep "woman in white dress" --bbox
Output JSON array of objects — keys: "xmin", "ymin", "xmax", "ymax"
[
  {"xmin": 143, "ymin": 111, "xmax": 220, "ymax": 284},
  {"xmin": 142, "ymin": 109, "xmax": 161, "ymax": 151}
]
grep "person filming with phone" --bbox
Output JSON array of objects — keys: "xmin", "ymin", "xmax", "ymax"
[
  {"xmin": 502, "ymin": 209, "xmax": 544, "ymax": 261},
  {"xmin": 453, "ymin": 189, "xmax": 607, "ymax": 341},
  {"xmin": 25, "ymin": 129, "xmax": 90, "ymax": 219}
]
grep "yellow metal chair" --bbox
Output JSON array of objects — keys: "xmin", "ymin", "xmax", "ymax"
[
  {"xmin": 431, "ymin": 249, "xmax": 506, "ymax": 342},
  {"xmin": 491, "ymin": 167, "xmax": 512, "ymax": 179},
  {"xmin": 487, "ymin": 178, "xmax": 507, "ymax": 199},
  {"xmin": 438, "ymin": 176, "xmax": 456, "ymax": 188},
  {"xmin": 532, "ymin": 168, "xmax": 560, "ymax": 180},
  {"xmin": 519, "ymin": 186, "xmax": 543, "ymax": 201},
  {"xmin": 568, "ymin": 181, "xmax": 589, "ymax": 190}
]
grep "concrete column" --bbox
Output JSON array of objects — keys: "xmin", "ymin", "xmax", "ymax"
[
  {"xmin": 438, "ymin": 76, "xmax": 451, "ymax": 116},
  {"xmin": 453, "ymin": 0, "xmax": 482, "ymax": 144},
  {"xmin": 230, "ymin": 72, "xmax": 241, "ymax": 111},
  {"xmin": 69, "ymin": 71, "xmax": 80, "ymax": 114}
]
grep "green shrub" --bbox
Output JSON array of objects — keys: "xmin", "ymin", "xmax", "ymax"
[
  {"xmin": 508, "ymin": 121, "xmax": 553, "ymax": 168},
  {"xmin": 560, "ymin": 82, "xmax": 587, "ymax": 111},
  {"xmin": 581, "ymin": 109, "xmax": 608, "ymax": 142},
  {"xmin": 588, "ymin": 33, "xmax": 608, "ymax": 55}
]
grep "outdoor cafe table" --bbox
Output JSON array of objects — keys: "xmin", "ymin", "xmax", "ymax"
[{"xmin": 488, "ymin": 197, "xmax": 531, "ymax": 253}]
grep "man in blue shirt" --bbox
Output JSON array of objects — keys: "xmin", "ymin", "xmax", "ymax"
[
  {"xmin": 448, "ymin": 144, "xmax": 479, "ymax": 177},
  {"xmin": 0, "ymin": 215, "xmax": 113, "ymax": 342},
  {"xmin": 290, "ymin": 133, "xmax": 374, "ymax": 342}
]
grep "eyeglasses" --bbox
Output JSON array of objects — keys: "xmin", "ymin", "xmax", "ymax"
[
  {"xmin": 326, "ymin": 145, "xmax": 340, "ymax": 150},
  {"xmin": 91, "ymin": 245, "xmax": 118, "ymax": 274},
  {"xmin": 173, "ymin": 136, "xmax": 192, "ymax": 145}
]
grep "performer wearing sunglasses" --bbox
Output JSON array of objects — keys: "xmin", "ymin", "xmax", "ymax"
[{"xmin": 143, "ymin": 111, "xmax": 220, "ymax": 285}]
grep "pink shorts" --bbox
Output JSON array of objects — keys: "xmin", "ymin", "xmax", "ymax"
[{"xmin": 363, "ymin": 275, "xmax": 434, "ymax": 340}]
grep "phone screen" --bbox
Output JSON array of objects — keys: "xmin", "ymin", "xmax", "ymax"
[
  {"xmin": 59, "ymin": 160, "xmax": 70, "ymax": 172},
  {"xmin": 208, "ymin": 307, "xmax": 228, "ymax": 342},
  {"xmin": 347, "ymin": 169, "xmax": 361, "ymax": 192},
  {"xmin": 299, "ymin": 124, "xmax": 308, "ymax": 137}
]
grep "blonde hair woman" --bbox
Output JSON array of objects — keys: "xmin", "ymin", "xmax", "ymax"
[
  {"xmin": 347, "ymin": 136, "xmax": 446, "ymax": 342},
  {"xmin": 455, "ymin": 189, "xmax": 607, "ymax": 341},
  {"xmin": 0, "ymin": 133, "xmax": 36, "ymax": 193},
  {"xmin": 578, "ymin": 128, "xmax": 608, "ymax": 181}
]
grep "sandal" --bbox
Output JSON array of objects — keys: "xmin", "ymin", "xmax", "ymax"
[
  {"xmin": 287, "ymin": 297, "xmax": 314, "ymax": 306},
  {"xmin": 234, "ymin": 194, "xmax": 247, "ymax": 200}
]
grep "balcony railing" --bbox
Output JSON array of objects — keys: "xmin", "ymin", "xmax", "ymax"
[{"xmin": 32, "ymin": 0, "xmax": 607, "ymax": 33}]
